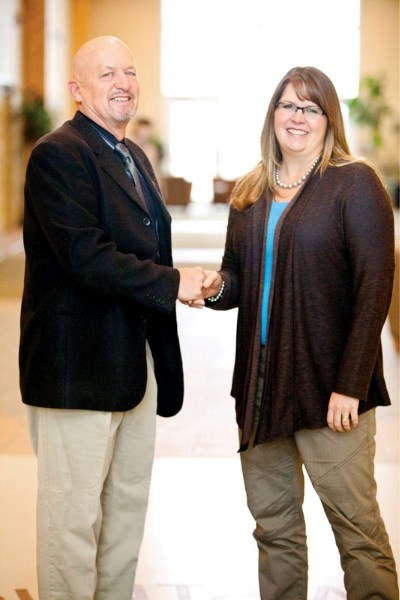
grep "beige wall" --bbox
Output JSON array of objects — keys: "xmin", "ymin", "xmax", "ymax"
[
  {"xmin": 86, "ymin": 0, "xmax": 399, "ymax": 173},
  {"xmin": 0, "ymin": 94, "xmax": 13, "ymax": 231},
  {"xmin": 0, "ymin": 0, "xmax": 399, "ymax": 232},
  {"xmin": 89, "ymin": 0, "xmax": 162, "ymax": 139},
  {"xmin": 360, "ymin": 0, "xmax": 399, "ymax": 174}
]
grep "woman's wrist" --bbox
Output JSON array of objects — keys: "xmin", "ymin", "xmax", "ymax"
[{"xmin": 206, "ymin": 279, "xmax": 225, "ymax": 303}]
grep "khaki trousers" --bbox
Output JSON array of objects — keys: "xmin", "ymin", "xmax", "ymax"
[
  {"xmin": 240, "ymin": 410, "xmax": 399, "ymax": 600},
  {"xmin": 27, "ymin": 344, "xmax": 157, "ymax": 600}
]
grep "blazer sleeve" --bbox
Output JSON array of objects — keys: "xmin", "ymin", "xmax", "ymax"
[{"xmin": 24, "ymin": 134, "xmax": 180, "ymax": 314}]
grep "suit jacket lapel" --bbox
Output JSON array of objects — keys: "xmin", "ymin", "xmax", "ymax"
[
  {"xmin": 126, "ymin": 141, "xmax": 171, "ymax": 225},
  {"xmin": 70, "ymin": 112, "xmax": 150, "ymax": 215}
]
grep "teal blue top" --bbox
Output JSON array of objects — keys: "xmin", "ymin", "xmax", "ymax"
[{"xmin": 261, "ymin": 201, "xmax": 289, "ymax": 345}]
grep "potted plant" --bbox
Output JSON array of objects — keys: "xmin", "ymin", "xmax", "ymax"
[
  {"xmin": 17, "ymin": 91, "xmax": 53, "ymax": 143},
  {"xmin": 345, "ymin": 74, "xmax": 391, "ymax": 150}
]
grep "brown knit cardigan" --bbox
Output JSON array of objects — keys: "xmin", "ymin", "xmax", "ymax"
[{"xmin": 210, "ymin": 162, "xmax": 395, "ymax": 449}]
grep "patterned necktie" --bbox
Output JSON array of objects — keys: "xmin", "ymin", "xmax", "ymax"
[
  {"xmin": 114, "ymin": 142, "xmax": 144, "ymax": 198},
  {"xmin": 114, "ymin": 142, "xmax": 159, "ymax": 239}
]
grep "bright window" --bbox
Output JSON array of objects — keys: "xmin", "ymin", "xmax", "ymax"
[{"xmin": 162, "ymin": 0, "xmax": 360, "ymax": 202}]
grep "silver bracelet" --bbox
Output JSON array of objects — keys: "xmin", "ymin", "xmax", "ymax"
[{"xmin": 207, "ymin": 279, "xmax": 225, "ymax": 303}]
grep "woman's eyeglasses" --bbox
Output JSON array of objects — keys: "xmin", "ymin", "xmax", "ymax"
[{"xmin": 276, "ymin": 101, "xmax": 325, "ymax": 119}]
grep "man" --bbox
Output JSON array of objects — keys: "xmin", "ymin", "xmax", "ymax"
[{"xmin": 19, "ymin": 36, "xmax": 204, "ymax": 600}]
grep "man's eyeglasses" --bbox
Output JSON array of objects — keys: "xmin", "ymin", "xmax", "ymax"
[{"xmin": 276, "ymin": 101, "xmax": 325, "ymax": 119}]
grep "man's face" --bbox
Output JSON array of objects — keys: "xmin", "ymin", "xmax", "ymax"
[{"xmin": 69, "ymin": 38, "xmax": 140, "ymax": 138}]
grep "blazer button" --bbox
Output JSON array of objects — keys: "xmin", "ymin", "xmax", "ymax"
[{"xmin": 143, "ymin": 217, "xmax": 151, "ymax": 226}]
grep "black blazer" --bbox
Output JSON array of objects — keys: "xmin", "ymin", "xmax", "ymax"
[{"xmin": 19, "ymin": 111, "xmax": 184, "ymax": 417}]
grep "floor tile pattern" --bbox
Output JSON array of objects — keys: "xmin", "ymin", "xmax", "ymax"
[{"xmin": 0, "ymin": 209, "xmax": 398, "ymax": 599}]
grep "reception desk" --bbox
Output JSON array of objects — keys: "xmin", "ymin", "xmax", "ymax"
[{"xmin": 388, "ymin": 244, "xmax": 399, "ymax": 353}]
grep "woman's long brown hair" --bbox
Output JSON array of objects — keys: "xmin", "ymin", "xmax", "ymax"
[{"xmin": 231, "ymin": 66, "xmax": 361, "ymax": 210}]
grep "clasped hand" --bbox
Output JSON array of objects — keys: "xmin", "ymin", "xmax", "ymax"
[{"xmin": 177, "ymin": 268, "xmax": 221, "ymax": 308}]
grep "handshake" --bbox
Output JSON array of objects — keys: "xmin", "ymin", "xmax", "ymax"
[{"xmin": 177, "ymin": 267, "xmax": 222, "ymax": 308}]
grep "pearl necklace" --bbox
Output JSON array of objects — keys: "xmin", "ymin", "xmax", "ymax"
[{"xmin": 275, "ymin": 156, "xmax": 320, "ymax": 189}]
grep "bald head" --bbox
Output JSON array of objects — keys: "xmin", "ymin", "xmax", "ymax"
[
  {"xmin": 68, "ymin": 36, "xmax": 139, "ymax": 139},
  {"xmin": 72, "ymin": 36, "xmax": 134, "ymax": 82}
]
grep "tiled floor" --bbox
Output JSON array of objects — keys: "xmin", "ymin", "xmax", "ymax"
[{"xmin": 0, "ymin": 208, "xmax": 399, "ymax": 599}]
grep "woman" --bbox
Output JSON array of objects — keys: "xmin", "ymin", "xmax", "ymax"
[{"xmin": 200, "ymin": 67, "xmax": 399, "ymax": 599}]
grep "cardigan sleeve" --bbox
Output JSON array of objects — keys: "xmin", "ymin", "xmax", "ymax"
[
  {"xmin": 207, "ymin": 205, "xmax": 241, "ymax": 310},
  {"xmin": 334, "ymin": 165, "xmax": 395, "ymax": 401}
]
